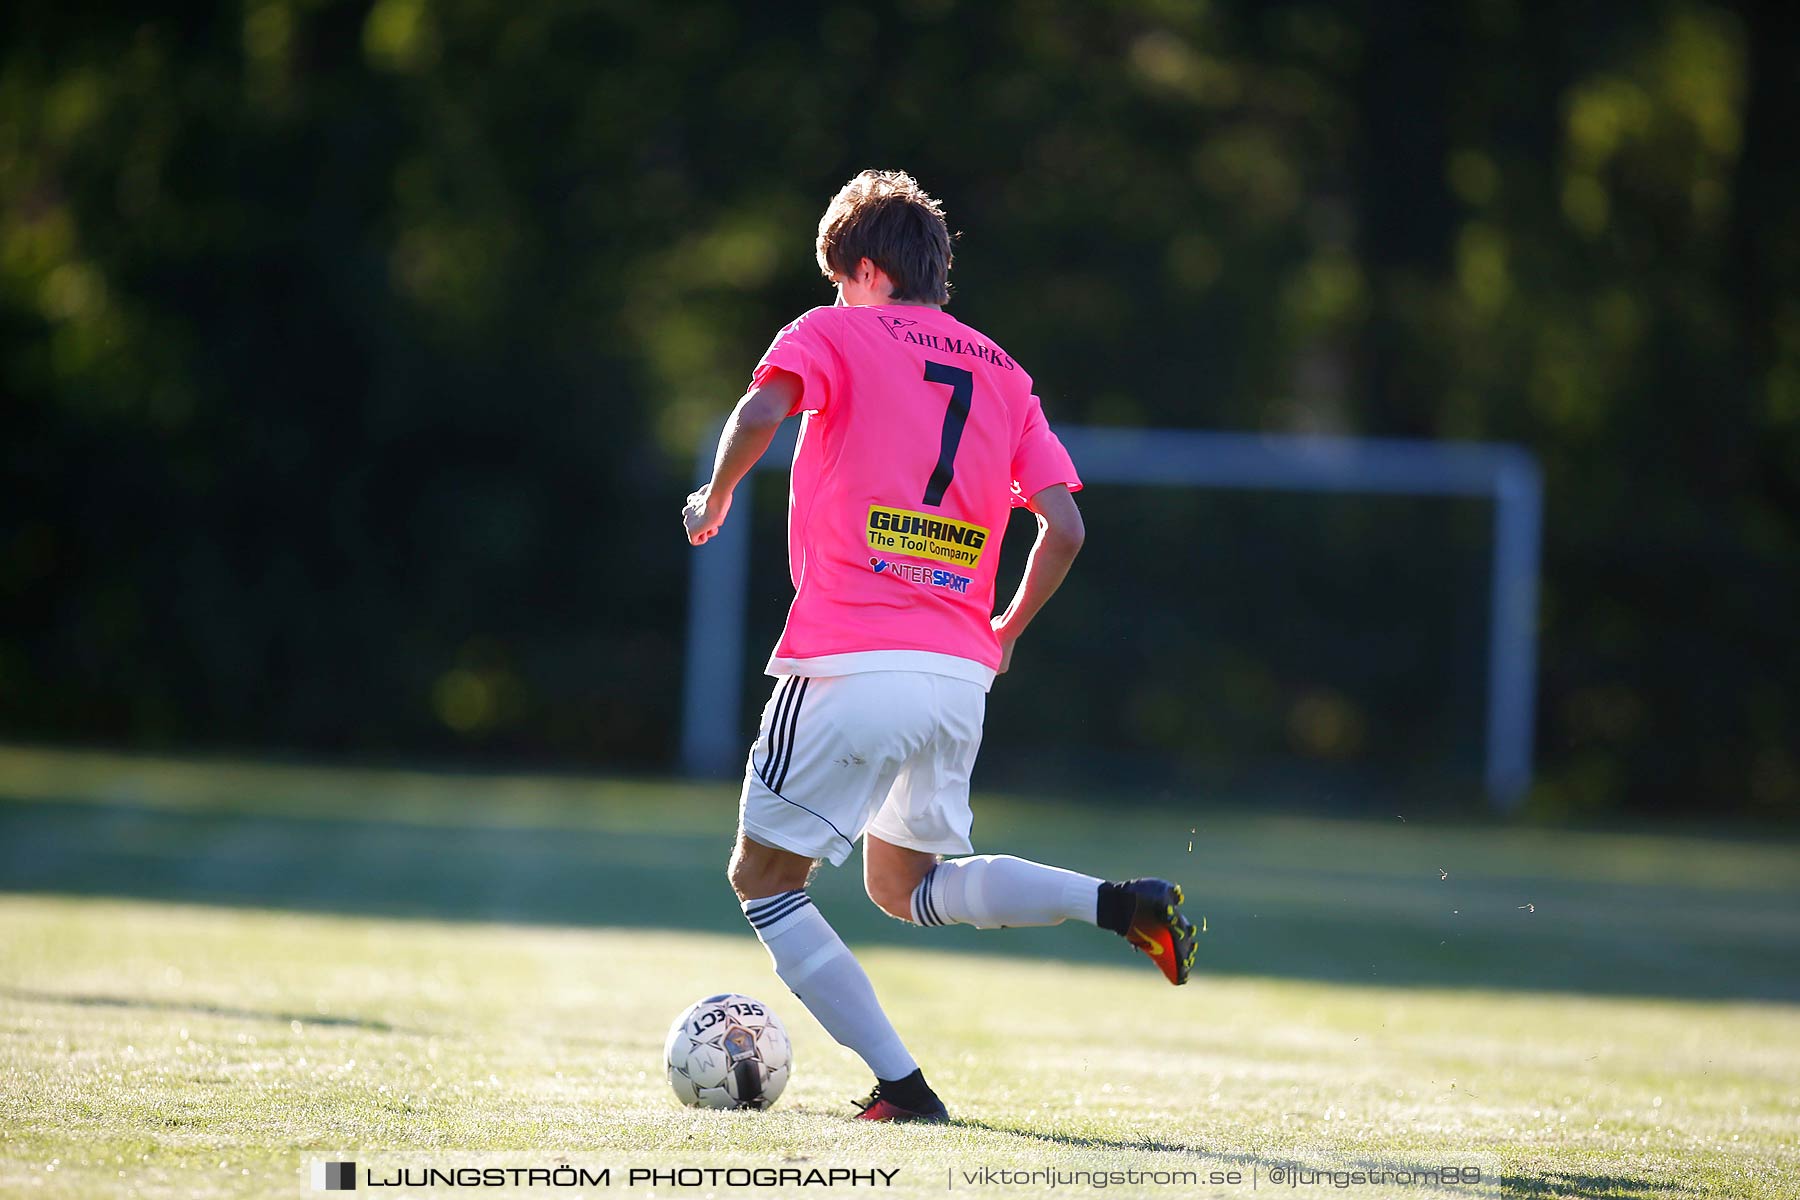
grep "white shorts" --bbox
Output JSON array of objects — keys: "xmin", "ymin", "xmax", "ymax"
[{"xmin": 738, "ymin": 670, "xmax": 986, "ymax": 867}]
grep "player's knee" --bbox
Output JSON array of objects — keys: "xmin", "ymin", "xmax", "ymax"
[
  {"xmin": 727, "ymin": 856, "xmax": 780, "ymax": 902},
  {"xmin": 726, "ymin": 844, "xmax": 766, "ymax": 900},
  {"xmin": 728, "ymin": 837, "xmax": 810, "ymax": 901},
  {"xmin": 864, "ymin": 872, "xmax": 915, "ymax": 923}
]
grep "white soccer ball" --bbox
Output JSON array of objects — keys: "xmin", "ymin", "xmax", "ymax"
[{"xmin": 664, "ymin": 993, "xmax": 792, "ymax": 1110}]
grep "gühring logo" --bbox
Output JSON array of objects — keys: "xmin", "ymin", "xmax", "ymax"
[
  {"xmin": 869, "ymin": 558, "xmax": 972, "ymax": 594},
  {"xmin": 312, "ymin": 1161, "xmax": 355, "ymax": 1191},
  {"xmin": 866, "ymin": 505, "xmax": 988, "ymax": 568}
]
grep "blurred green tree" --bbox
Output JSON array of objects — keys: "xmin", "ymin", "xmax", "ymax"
[{"xmin": 1, "ymin": 0, "xmax": 1794, "ymax": 815}]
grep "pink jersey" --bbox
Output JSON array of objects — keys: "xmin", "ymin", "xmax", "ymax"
[{"xmin": 750, "ymin": 304, "xmax": 1081, "ymax": 685}]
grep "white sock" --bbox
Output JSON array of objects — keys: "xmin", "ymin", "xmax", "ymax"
[
  {"xmin": 910, "ymin": 854, "xmax": 1101, "ymax": 929},
  {"xmin": 742, "ymin": 890, "xmax": 917, "ymax": 1081}
]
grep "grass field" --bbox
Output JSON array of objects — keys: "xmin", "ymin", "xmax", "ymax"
[{"xmin": 2, "ymin": 745, "xmax": 1797, "ymax": 1198}]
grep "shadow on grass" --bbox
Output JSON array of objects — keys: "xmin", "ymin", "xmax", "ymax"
[
  {"xmin": 3, "ymin": 796, "xmax": 1798, "ymax": 1004},
  {"xmin": 0, "ymin": 984, "xmax": 418, "ymax": 1034},
  {"xmin": 1498, "ymin": 1169, "xmax": 1694, "ymax": 1199},
  {"xmin": 948, "ymin": 1117, "xmax": 1209, "ymax": 1156}
]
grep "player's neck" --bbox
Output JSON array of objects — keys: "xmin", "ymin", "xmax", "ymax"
[{"xmin": 838, "ymin": 286, "xmax": 941, "ymax": 311}]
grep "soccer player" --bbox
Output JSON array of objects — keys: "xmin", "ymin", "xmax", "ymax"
[{"xmin": 682, "ymin": 170, "xmax": 1197, "ymax": 1122}]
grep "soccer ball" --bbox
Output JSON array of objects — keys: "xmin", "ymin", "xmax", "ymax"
[{"xmin": 664, "ymin": 993, "xmax": 792, "ymax": 1110}]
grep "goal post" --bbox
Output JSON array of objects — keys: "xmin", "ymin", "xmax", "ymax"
[{"xmin": 680, "ymin": 424, "xmax": 1542, "ymax": 810}]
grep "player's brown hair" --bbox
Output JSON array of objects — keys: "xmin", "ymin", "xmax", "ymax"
[{"xmin": 815, "ymin": 170, "xmax": 954, "ymax": 305}]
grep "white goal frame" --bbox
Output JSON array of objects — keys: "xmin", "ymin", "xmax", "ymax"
[{"xmin": 680, "ymin": 424, "xmax": 1542, "ymax": 810}]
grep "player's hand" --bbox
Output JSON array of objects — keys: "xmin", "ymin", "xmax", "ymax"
[
  {"xmin": 683, "ymin": 484, "xmax": 732, "ymax": 546},
  {"xmin": 992, "ymin": 619, "xmax": 1018, "ymax": 675}
]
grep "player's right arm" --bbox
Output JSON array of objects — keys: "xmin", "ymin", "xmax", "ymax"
[
  {"xmin": 683, "ymin": 370, "xmax": 803, "ymax": 546},
  {"xmin": 991, "ymin": 483, "xmax": 1085, "ymax": 674}
]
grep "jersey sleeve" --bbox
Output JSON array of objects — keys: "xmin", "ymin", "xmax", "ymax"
[
  {"xmin": 750, "ymin": 308, "xmax": 839, "ymax": 416},
  {"xmin": 1010, "ymin": 393, "xmax": 1083, "ymax": 508}
]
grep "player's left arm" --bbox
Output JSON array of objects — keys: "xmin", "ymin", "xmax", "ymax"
[
  {"xmin": 682, "ymin": 370, "xmax": 802, "ymax": 546},
  {"xmin": 991, "ymin": 483, "xmax": 1085, "ymax": 674}
]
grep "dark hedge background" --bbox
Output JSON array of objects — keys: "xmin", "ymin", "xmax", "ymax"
[{"xmin": 3, "ymin": 0, "xmax": 1796, "ymax": 817}]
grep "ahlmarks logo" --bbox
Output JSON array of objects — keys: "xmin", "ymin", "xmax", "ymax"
[{"xmin": 876, "ymin": 315, "xmax": 919, "ymax": 340}]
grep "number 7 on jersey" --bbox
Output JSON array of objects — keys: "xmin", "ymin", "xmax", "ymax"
[{"xmin": 921, "ymin": 360, "xmax": 974, "ymax": 507}]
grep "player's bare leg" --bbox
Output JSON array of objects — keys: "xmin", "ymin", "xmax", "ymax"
[
  {"xmin": 865, "ymin": 834, "xmax": 1198, "ymax": 985},
  {"xmin": 863, "ymin": 836, "xmax": 937, "ymax": 917},
  {"xmin": 729, "ymin": 831, "xmax": 947, "ymax": 1121},
  {"xmin": 728, "ymin": 832, "xmax": 815, "ymax": 896}
]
